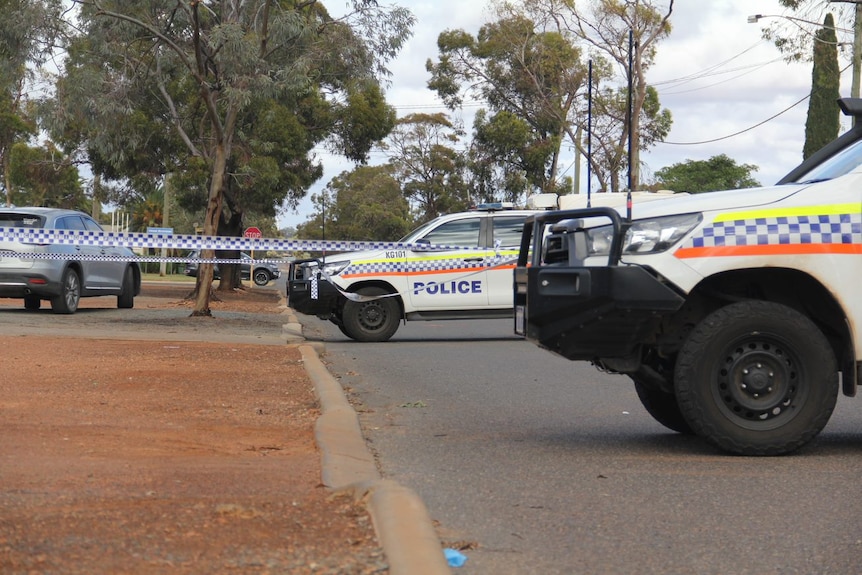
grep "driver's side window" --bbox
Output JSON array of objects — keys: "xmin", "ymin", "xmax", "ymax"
[{"xmin": 421, "ymin": 218, "xmax": 481, "ymax": 248}]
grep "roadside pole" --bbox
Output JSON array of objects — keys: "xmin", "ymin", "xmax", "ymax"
[{"xmin": 244, "ymin": 227, "xmax": 263, "ymax": 288}]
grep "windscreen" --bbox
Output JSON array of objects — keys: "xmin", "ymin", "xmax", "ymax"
[
  {"xmin": 0, "ymin": 213, "xmax": 45, "ymax": 228},
  {"xmin": 789, "ymin": 139, "xmax": 862, "ymax": 184}
]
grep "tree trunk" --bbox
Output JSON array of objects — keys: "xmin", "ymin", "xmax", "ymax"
[
  {"xmin": 191, "ymin": 144, "xmax": 229, "ymax": 316},
  {"xmin": 217, "ymin": 210, "xmax": 244, "ymax": 291}
]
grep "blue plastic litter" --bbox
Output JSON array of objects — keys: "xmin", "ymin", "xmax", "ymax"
[{"xmin": 444, "ymin": 548, "xmax": 468, "ymax": 567}]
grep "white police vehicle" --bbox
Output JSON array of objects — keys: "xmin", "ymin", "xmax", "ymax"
[
  {"xmin": 287, "ymin": 203, "xmax": 534, "ymax": 341},
  {"xmin": 516, "ymin": 97, "xmax": 862, "ymax": 455}
]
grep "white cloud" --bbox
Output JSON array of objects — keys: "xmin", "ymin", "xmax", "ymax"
[{"xmin": 279, "ymin": 0, "xmax": 853, "ymax": 229}]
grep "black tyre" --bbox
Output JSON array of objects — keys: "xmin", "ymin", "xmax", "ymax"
[
  {"xmin": 253, "ymin": 268, "xmax": 271, "ymax": 286},
  {"xmin": 674, "ymin": 301, "xmax": 838, "ymax": 456},
  {"xmin": 633, "ymin": 379, "xmax": 693, "ymax": 434},
  {"xmin": 117, "ymin": 266, "xmax": 135, "ymax": 309},
  {"xmin": 24, "ymin": 295, "xmax": 41, "ymax": 311},
  {"xmin": 340, "ymin": 287, "xmax": 401, "ymax": 342},
  {"xmin": 50, "ymin": 267, "xmax": 80, "ymax": 314}
]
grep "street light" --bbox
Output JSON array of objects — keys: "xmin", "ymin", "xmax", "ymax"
[
  {"xmin": 749, "ymin": 12, "xmax": 860, "ymax": 101},
  {"xmin": 747, "ymin": 13, "xmax": 852, "ymax": 35}
]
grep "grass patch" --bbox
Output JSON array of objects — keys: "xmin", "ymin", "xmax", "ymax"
[{"xmin": 141, "ymin": 272, "xmax": 196, "ymax": 283}]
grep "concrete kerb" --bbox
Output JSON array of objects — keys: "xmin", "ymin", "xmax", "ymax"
[{"xmin": 280, "ymin": 303, "xmax": 451, "ymax": 575}]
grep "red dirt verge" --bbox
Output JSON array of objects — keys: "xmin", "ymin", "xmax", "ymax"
[{"xmin": 0, "ymin": 284, "xmax": 387, "ymax": 574}]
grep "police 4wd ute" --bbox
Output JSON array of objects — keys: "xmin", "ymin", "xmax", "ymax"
[
  {"xmin": 516, "ymin": 97, "xmax": 862, "ymax": 456},
  {"xmin": 287, "ymin": 204, "xmax": 533, "ymax": 342}
]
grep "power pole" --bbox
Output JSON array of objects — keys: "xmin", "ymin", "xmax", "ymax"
[{"xmin": 830, "ymin": 0, "xmax": 862, "ymax": 99}]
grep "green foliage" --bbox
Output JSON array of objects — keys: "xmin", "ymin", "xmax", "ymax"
[
  {"xmin": 427, "ymin": 0, "xmax": 673, "ymax": 196},
  {"xmin": 427, "ymin": 10, "xmax": 587, "ymax": 198},
  {"xmin": 317, "ymin": 165, "xmax": 412, "ymax": 241},
  {"xmin": 384, "ymin": 113, "xmax": 469, "ymax": 222},
  {"xmin": 8, "ymin": 141, "xmax": 85, "ymax": 208},
  {"xmin": 471, "ymin": 109, "xmax": 557, "ymax": 198},
  {"xmin": 333, "ymin": 82, "xmax": 398, "ymax": 163},
  {"xmin": 129, "ymin": 190, "xmax": 164, "ymax": 231},
  {"xmin": 557, "ymin": 0, "xmax": 674, "ymax": 191},
  {"xmin": 0, "ymin": 0, "xmax": 66, "ymax": 205},
  {"xmin": 654, "ymin": 154, "xmax": 760, "ymax": 193},
  {"xmin": 45, "ymin": 0, "xmax": 412, "ymax": 225},
  {"xmin": 763, "ymin": 1, "xmax": 856, "ymax": 63},
  {"xmin": 803, "ymin": 13, "xmax": 840, "ymax": 160}
]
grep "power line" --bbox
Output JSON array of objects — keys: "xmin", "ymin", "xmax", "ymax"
[
  {"xmin": 651, "ymin": 41, "xmax": 767, "ymax": 88},
  {"xmin": 661, "ymin": 61, "xmax": 853, "ymax": 146},
  {"xmin": 659, "ymin": 94, "xmax": 808, "ymax": 146},
  {"xmin": 659, "ymin": 58, "xmax": 786, "ymax": 96}
]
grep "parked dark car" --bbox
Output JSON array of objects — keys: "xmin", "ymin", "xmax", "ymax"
[
  {"xmin": 0, "ymin": 207, "xmax": 141, "ymax": 314},
  {"xmin": 185, "ymin": 251, "xmax": 281, "ymax": 286}
]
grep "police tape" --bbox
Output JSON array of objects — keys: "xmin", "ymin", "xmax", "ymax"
[
  {"xmin": 0, "ymin": 227, "xmax": 484, "ymax": 253},
  {"xmin": 0, "ymin": 226, "xmax": 519, "ymax": 300},
  {"xmin": 0, "ymin": 251, "xmax": 284, "ymax": 264},
  {"xmin": 313, "ymin": 256, "xmax": 520, "ymax": 302}
]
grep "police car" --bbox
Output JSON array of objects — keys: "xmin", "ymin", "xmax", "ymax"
[
  {"xmin": 287, "ymin": 203, "xmax": 535, "ymax": 341},
  {"xmin": 516, "ymin": 97, "xmax": 862, "ymax": 456}
]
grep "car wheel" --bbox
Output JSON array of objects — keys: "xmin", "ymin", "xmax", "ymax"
[
  {"xmin": 24, "ymin": 295, "xmax": 41, "ymax": 311},
  {"xmin": 253, "ymin": 268, "xmax": 271, "ymax": 286},
  {"xmin": 341, "ymin": 287, "xmax": 401, "ymax": 342},
  {"xmin": 117, "ymin": 266, "xmax": 135, "ymax": 309},
  {"xmin": 674, "ymin": 301, "xmax": 838, "ymax": 455},
  {"xmin": 632, "ymin": 379, "xmax": 692, "ymax": 434},
  {"xmin": 51, "ymin": 267, "xmax": 81, "ymax": 314}
]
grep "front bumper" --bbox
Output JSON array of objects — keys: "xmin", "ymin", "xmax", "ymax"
[
  {"xmin": 515, "ymin": 265, "xmax": 685, "ymax": 362},
  {"xmin": 286, "ymin": 260, "xmax": 343, "ymax": 317},
  {"xmin": 514, "ymin": 207, "xmax": 685, "ymax": 363}
]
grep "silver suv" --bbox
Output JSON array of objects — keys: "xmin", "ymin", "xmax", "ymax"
[{"xmin": 0, "ymin": 207, "xmax": 141, "ymax": 313}]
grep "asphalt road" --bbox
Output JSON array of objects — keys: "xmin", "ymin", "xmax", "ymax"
[{"xmin": 300, "ymin": 315, "xmax": 862, "ymax": 575}]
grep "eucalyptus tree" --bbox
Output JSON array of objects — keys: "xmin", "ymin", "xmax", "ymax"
[
  {"xmin": 542, "ymin": 0, "xmax": 674, "ymax": 192},
  {"xmin": 758, "ymin": 1, "xmax": 856, "ymax": 64},
  {"xmin": 296, "ymin": 164, "xmax": 412, "ymax": 241},
  {"xmin": 48, "ymin": 0, "xmax": 413, "ymax": 315},
  {"xmin": 8, "ymin": 140, "xmax": 85, "ymax": 208},
  {"xmin": 381, "ymin": 112, "xmax": 469, "ymax": 222},
  {"xmin": 467, "ymin": 109, "xmax": 534, "ymax": 204},
  {"xmin": 427, "ymin": 0, "xmax": 672, "ymax": 197},
  {"xmin": 427, "ymin": 6, "xmax": 588, "ymax": 196},
  {"xmin": 0, "ymin": 0, "xmax": 66, "ymax": 206}
]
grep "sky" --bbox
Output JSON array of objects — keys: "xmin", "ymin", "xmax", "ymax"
[{"xmin": 277, "ymin": 0, "xmax": 852, "ymax": 230}]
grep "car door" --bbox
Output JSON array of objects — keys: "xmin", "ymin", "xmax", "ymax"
[
  {"xmin": 406, "ymin": 215, "xmax": 490, "ymax": 309},
  {"xmin": 487, "ymin": 214, "xmax": 528, "ymax": 307},
  {"xmin": 83, "ymin": 215, "xmax": 126, "ymax": 289},
  {"xmin": 55, "ymin": 215, "xmax": 108, "ymax": 289}
]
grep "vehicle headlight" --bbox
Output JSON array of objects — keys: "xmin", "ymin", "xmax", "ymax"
[
  {"xmin": 586, "ymin": 213, "xmax": 701, "ymax": 257},
  {"xmin": 585, "ymin": 225, "xmax": 615, "ymax": 256},
  {"xmin": 321, "ymin": 260, "xmax": 350, "ymax": 277}
]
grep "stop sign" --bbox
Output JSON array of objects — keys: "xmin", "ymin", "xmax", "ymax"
[{"xmin": 243, "ymin": 226, "xmax": 262, "ymax": 238}]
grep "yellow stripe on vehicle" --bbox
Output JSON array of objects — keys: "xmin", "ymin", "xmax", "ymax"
[{"xmin": 712, "ymin": 203, "xmax": 862, "ymax": 223}]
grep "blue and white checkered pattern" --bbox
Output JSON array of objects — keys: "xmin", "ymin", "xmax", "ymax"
[
  {"xmin": 342, "ymin": 261, "xmax": 404, "ymax": 275},
  {"xmin": 0, "ymin": 252, "xmax": 283, "ymax": 264},
  {"xmin": 341, "ymin": 255, "xmax": 511, "ymax": 277},
  {"xmin": 688, "ymin": 213, "xmax": 862, "ymax": 248},
  {"xmin": 0, "ymin": 227, "xmax": 482, "ymax": 253}
]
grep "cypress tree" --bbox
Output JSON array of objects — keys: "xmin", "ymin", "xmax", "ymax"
[{"xmin": 803, "ymin": 13, "xmax": 840, "ymax": 160}]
